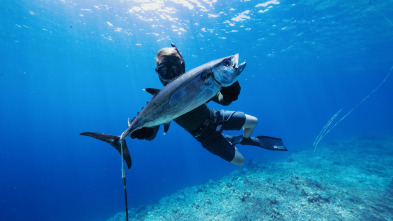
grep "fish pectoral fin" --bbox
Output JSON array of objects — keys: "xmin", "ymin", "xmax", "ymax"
[
  {"xmin": 143, "ymin": 88, "xmax": 160, "ymax": 96},
  {"xmin": 163, "ymin": 122, "xmax": 171, "ymax": 135}
]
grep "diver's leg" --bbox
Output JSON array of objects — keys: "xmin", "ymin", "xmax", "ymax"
[
  {"xmin": 230, "ymin": 147, "xmax": 245, "ymax": 166},
  {"xmin": 199, "ymin": 131, "xmax": 245, "ymax": 166},
  {"xmin": 242, "ymin": 114, "xmax": 258, "ymax": 138}
]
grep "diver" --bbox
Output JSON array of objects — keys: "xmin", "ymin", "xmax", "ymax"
[{"xmin": 130, "ymin": 44, "xmax": 287, "ymax": 166}]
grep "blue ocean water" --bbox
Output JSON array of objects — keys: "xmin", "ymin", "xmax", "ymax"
[{"xmin": 1, "ymin": 0, "xmax": 392, "ymax": 220}]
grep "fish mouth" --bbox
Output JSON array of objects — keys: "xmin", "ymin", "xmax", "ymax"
[
  {"xmin": 231, "ymin": 53, "xmax": 246, "ymax": 72},
  {"xmin": 238, "ymin": 61, "xmax": 246, "ymax": 73}
]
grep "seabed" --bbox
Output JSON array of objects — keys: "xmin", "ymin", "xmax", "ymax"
[{"xmin": 109, "ymin": 135, "xmax": 393, "ymax": 220}]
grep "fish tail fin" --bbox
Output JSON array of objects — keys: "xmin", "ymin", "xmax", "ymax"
[{"xmin": 80, "ymin": 132, "xmax": 132, "ymax": 169}]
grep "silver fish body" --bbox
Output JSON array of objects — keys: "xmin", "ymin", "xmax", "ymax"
[
  {"xmin": 81, "ymin": 54, "xmax": 246, "ymax": 169},
  {"xmin": 120, "ymin": 54, "xmax": 246, "ymax": 140}
]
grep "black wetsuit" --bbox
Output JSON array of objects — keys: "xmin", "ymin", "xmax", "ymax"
[
  {"xmin": 137, "ymin": 90, "xmax": 245, "ymax": 162},
  {"xmin": 174, "ymin": 93, "xmax": 231, "ymax": 133},
  {"xmin": 172, "ymin": 92, "xmax": 246, "ymax": 162}
]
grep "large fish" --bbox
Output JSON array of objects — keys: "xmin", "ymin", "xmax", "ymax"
[{"xmin": 81, "ymin": 54, "xmax": 246, "ymax": 169}]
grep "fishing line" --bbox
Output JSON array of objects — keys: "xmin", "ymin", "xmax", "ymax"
[
  {"xmin": 313, "ymin": 109, "xmax": 342, "ymax": 151},
  {"xmin": 313, "ymin": 3, "xmax": 393, "ymax": 151},
  {"xmin": 313, "ymin": 66, "xmax": 392, "ymax": 150}
]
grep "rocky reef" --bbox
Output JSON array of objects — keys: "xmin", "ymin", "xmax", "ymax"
[{"xmin": 108, "ymin": 135, "xmax": 393, "ymax": 220}]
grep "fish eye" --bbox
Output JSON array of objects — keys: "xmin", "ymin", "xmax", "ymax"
[{"xmin": 224, "ymin": 59, "xmax": 231, "ymax": 67}]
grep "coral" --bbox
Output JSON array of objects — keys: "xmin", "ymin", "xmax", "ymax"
[{"xmin": 107, "ymin": 135, "xmax": 393, "ymax": 221}]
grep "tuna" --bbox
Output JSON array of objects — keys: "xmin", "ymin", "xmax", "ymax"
[{"xmin": 81, "ymin": 54, "xmax": 246, "ymax": 169}]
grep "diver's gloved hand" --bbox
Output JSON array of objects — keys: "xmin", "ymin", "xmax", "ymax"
[
  {"xmin": 220, "ymin": 81, "xmax": 241, "ymax": 102},
  {"xmin": 131, "ymin": 126, "xmax": 159, "ymax": 141}
]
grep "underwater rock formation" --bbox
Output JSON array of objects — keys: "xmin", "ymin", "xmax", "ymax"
[{"xmin": 108, "ymin": 136, "xmax": 393, "ymax": 220}]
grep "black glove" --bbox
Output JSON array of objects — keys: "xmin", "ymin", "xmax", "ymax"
[
  {"xmin": 131, "ymin": 126, "xmax": 159, "ymax": 141},
  {"xmin": 220, "ymin": 81, "xmax": 241, "ymax": 102}
]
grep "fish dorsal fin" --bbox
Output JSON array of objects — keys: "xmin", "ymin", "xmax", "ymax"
[
  {"xmin": 143, "ymin": 88, "xmax": 160, "ymax": 96},
  {"xmin": 163, "ymin": 121, "xmax": 171, "ymax": 135}
]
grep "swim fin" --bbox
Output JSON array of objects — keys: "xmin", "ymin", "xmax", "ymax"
[{"xmin": 223, "ymin": 134, "xmax": 288, "ymax": 151}]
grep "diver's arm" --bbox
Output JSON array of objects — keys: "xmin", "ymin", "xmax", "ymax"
[
  {"xmin": 211, "ymin": 92, "xmax": 232, "ymax": 106},
  {"xmin": 212, "ymin": 81, "xmax": 241, "ymax": 106},
  {"xmin": 131, "ymin": 126, "xmax": 160, "ymax": 141}
]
